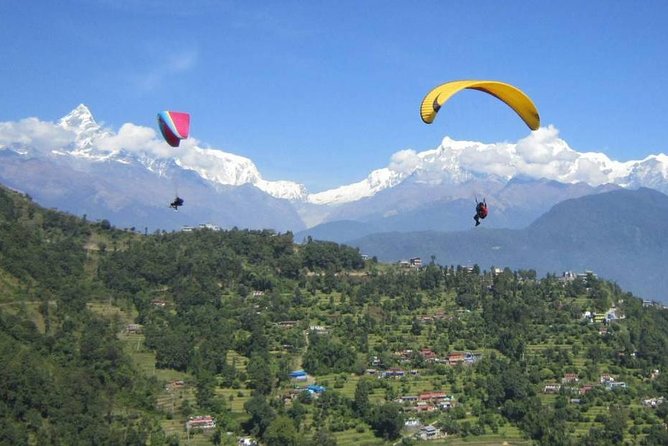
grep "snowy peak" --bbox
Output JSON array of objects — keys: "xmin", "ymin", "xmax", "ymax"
[
  {"xmin": 624, "ymin": 154, "xmax": 668, "ymax": 189},
  {"xmin": 173, "ymin": 146, "xmax": 308, "ymax": 200},
  {"xmin": 306, "ymin": 128, "xmax": 668, "ymax": 205},
  {"xmin": 51, "ymin": 105, "xmax": 308, "ymax": 200},
  {"xmin": 57, "ymin": 104, "xmax": 113, "ymax": 155},
  {"xmin": 308, "ymin": 168, "xmax": 404, "ymax": 205},
  {"xmin": 58, "ymin": 104, "xmax": 99, "ymax": 134}
]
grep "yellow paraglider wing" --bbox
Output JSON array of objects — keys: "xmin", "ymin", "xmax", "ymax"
[{"xmin": 420, "ymin": 80, "xmax": 540, "ymax": 130}]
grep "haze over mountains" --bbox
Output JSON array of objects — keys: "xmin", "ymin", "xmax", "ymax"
[{"xmin": 1, "ymin": 105, "xmax": 668, "ymax": 302}]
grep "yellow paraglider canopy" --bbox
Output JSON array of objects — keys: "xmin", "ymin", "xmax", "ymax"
[{"xmin": 420, "ymin": 80, "xmax": 540, "ymax": 130}]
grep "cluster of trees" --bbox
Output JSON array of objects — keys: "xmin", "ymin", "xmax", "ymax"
[
  {"xmin": 0, "ymin": 187, "xmax": 172, "ymax": 445},
  {"xmin": 2, "ymin": 184, "xmax": 668, "ymax": 445}
]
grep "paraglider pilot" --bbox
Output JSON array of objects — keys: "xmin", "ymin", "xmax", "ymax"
[
  {"xmin": 170, "ymin": 196, "xmax": 184, "ymax": 210},
  {"xmin": 474, "ymin": 199, "xmax": 487, "ymax": 227}
]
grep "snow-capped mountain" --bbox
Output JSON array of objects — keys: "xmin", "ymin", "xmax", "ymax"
[
  {"xmin": 308, "ymin": 168, "xmax": 405, "ymax": 205},
  {"xmin": 0, "ymin": 105, "xmax": 307, "ymax": 232},
  {"xmin": 308, "ymin": 127, "xmax": 668, "ymax": 206},
  {"xmin": 51, "ymin": 104, "xmax": 308, "ymax": 201},
  {"xmin": 1, "ymin": 105, "xmax": 668, "ymax": 233}
]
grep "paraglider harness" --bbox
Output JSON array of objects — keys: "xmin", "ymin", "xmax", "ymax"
[
  {"xmin": 170, "ymin": 196, "xmax": 184, "ymax": 210},
  {"xmin": 474, "ymin": 197, "xmax": 487, "ymax": 226}
]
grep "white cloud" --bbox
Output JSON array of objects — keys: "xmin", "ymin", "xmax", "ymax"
[
  {"xmin": 388, "ymin": 149, "xmax": 421, "ymax": 175},
  {"xmin": 515, "ymin": 125, "xmax": 576, "ymax": 163},
  {"xmin": 458, "ymin": 143, "xmax": 516, "ymax": 178},
  {"xmin": 568, "ymin": 156, "xmax": 612, "ymax": 184},
  {"xmin": 97, "ymin": 123, "xmax": 158, "ymax": 150},
  {"xmin": 0, "ymin": 118, "xmax": 75, "ymax": 151},
  {"xmin": 379, "ymin": 124, "xmax": 638, "ymax": 187}
]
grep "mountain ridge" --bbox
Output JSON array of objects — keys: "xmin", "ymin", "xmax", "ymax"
[
  {"xmin": 1, "ymin": 105, "xmax": 668, "ymax": 232},
  {"xmin": 348, "ymin": 187, "xmax": 668, "ymax": 302}
]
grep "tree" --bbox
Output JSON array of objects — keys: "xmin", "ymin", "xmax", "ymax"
[
  {"xmin": 369, "ymin": 403, "xmax": 403, "ymax": 440},
  {"xmin": 308, "ymin": 428, "xmax": 338, "ymax": 446},
  {"xmin": 246, "ymin": 352, "xmax": 273, "ymax": 395},
  {"xmin": 353, "ymin": 379, "xmax": 372, "ymax": 419},
  {"xmin": 243, "ymin": 394, "xmax": 275, "ymax": 437},
  {"xmin": 263, "ymin": 415, "xmax": 301, "ymax": 446}
]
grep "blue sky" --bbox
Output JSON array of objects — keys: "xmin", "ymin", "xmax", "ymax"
[{"xmin": 2, "ymin": 1, "xmax": 667, "ymax": 191}]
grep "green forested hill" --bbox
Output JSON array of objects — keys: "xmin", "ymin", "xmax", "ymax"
[
  {"xmin": 1, "ymin": 184, "xmax": 667, "ymax": 446},
  {"xmin": 0, "ymin": 187, "xmax": 165, "ymax": 444}
]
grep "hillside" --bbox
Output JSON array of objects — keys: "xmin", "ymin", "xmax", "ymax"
[
  {"xmin": 349, "ymin": 187, "xmax": 668, "ymax": 303},
  {"xmin": 0, "ymin": 185, "xmax": 166, "ymax": 444},
  {"xmin": 1, "ymin": 184, "xmax": 668, "ymax": 445}
]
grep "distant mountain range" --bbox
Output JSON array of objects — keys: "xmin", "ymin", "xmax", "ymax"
[
  {"xmin": 1, "ymin": 105, "xmax": 667, "ymax": 234},
  {"xmin": 349, "ymin": 187, "xmax": 668, "ymax": 303}
]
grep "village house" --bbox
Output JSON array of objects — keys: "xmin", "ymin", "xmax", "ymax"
[
  {"xmin": 605, "ymin": 380, "xmax": 627, "ymax": 390},
  {"xmin": 418, "ymin": 425, "xmax": 441, "ymax": 440},
  {"xmin": 562, "ymin": 373, "xmax": 579, "ymax": 384},
  {"xmin": 197, "ymin": 223, "xmax": 221, "ymax": 231},
  {"xmin": 418, "ymin": 310, "xmax": 449, "ymax": 323},
  {"xmin": 438, "ymin": 400, "xmax": 455, "ymax": 410},
  {"xmin": 395, "ymin": 349, "xmax": 413, "ymax": 362},
  {"xmin": 308, "ymin": 325, "xmax": 329, "ymax": 334},
  {"xmin": 186, "ymin": 415, "xmax": 216, "ymax": 431},
  {"xmin": 282, "ymin": 388, "xmax": 305, "ymax": 403},
  {"xmin": 419, "ymin": 391, "xmax": 448, "ymax": 402},
  {"xmin": 151, "ymin": 299, "xmax": 167, "ymax": 307},
  {"xmin": 606, "ymin": 308, "xmax": 624, "ymax": 321},
  {"xmin": 165, "ymin": 379, "xmax": 185, "ymax": 391},
  {"xmin": 411, "ymin": 402, "xmax": 436, "ymax": 413},
  {"xmin": 381, "ymin": 367, "xmax": 406, "ymax": 378},
  {"xmin": 577, "ymin": 270, "xmax": 597, "ymax": 280},
  {"xmin": 642, "ymin": 397, "xmax": 665, "ymax": 408},
  {"xmin": 404, "ymin": 418, "xmax": 421, "ymax": 431},
  {"xmin": 126, "ymin": 323, "xmax": 142, "ymax": 334},
  {"xmin": 543, "ymin": 384, "xmax": 561, "ymax": 394},
  {"xmin": 288, "ymin": 370, "xmax": 308, "ymax": 381},
  {"xmin": 600, "ymin": 373, "xmax": 615, "ymax": 384},
  {"xmin": 447, "ymin": 351, "xmax": 478, "ymax": 366},
  {"xmin": 409, "ymin": 257, "xmax": 422, "ymax": 268},
  {"xmin": 579, "ymin": 385, "xmax": 594, "ymax": 395},
  {"xmin": 276, "ymin": 320, "xmax": 298, "ymax": 328},
  {"xmin": 447, "ymin": 352, "xmax": 465, "ymax": 365},
  {"xmin": 306, "ymin": 384, "xmax": 326, "ymax": 395},
  {"xmin": 420, "ymin": 348, "xmax": 438, "ymax": 362},
  {"xmin": 559, "ymin": 271, "xmax": 577, "ymax": 282},
  {"xmin": 398, "ymin": 395, "xmax": 419, "ymax": 404}
]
